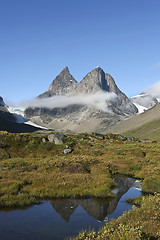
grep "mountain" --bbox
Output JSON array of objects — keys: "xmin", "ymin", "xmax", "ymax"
[
  {"xmin": 72, "ymin": 67, "xmax": 136, "ymax": 114},
  {"xmin": 106, "ymin": 80, "xmax": 160, "ymax": 139},
  {"xmin": 25, "ymin": 67, "xmax": 137, "ymax": 133},
  {"xmin": 0, "ymin": 96, "xmax": 16, "ymax": 122},
  {"xmin": 130, "ymin": 79, "xmax": 160, "ymax": 113},
  {"xmin": 108, "ymin": 102, "xmax": 160, "ymax": 140},
  {"xmin": 39, "ymin": 66, "xmax": 78, "ymax": 98},
  {"xmin": 130, "ymin": 93, "xmax": 158, "ymax": 113},
  {"xmin": 0, "ymin": 96, "xmax": 41, "ymax": 133},
  {"xmin": 72, "ymin": 66, "xmax": 108, "ymax": 94},
  {"xmin": 0, "ymin": 96, "xmax": 5, "ymax": 106}
]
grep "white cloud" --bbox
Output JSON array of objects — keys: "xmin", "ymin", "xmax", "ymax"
[
  {"xmin": 145, "ymin": 80, "xmax": 160, "ymax": 98},
  {"xmin": 9, "ymin": 92, "xmax": 118, "ymax": 113}
]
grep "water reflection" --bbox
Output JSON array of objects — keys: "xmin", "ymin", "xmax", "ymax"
[
  {"xmin": 0, "ymin": 177, "xmax": 141, "ymax": 240},
  {"xmin": 50, "ymin": 177, "xmax": 141, "ymax": 222}
]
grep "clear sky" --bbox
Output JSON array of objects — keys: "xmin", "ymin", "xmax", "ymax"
[{"xmin": 1, "ymin": 0, "xmax": 160, "ymax": 102}]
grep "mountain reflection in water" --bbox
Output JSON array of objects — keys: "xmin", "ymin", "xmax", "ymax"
[
  {"xmin": 0, "ymin": 177, "xmax": 142, "ymax": 240},
  {"xmin": 50, "ymin": 177, "xmax": 141, "ymax": 222}
]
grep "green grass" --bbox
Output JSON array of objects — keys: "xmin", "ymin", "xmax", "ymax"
[
  {"xmin": 0, "ymin": 131, "xmax": 160, "ymax": 208},
  {"xmin": 72, "ymin": 193, "xmax": 160, "ymax": 240},
  {"xmin": 124, "ymin": 119, "xmax": 160, "ymax": 140}
]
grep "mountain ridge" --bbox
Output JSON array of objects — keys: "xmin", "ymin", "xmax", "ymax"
[{"xmin": 24, "ymin": 66, "xmax": 137, "ymax": 132}]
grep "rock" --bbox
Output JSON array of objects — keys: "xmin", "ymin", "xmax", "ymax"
[
  {"xmin": 64, "ymin": 148, "xmax": 72, "ymax": 154},
  {"xmin": 72, "ymin": 67, "xmax": 108, "ymax": 95},
  {"xmin": 95, "ymin": 133, "xmax": 104, "ymax": 140},
  {"xmin": 48, "ymin": 133, "xmax": 63, "ymax": 144},
  {"xmin": 127, "ymin": 137, "xmax": 134, "ymax": 141},
  {"xmin": 42, "ymin": 138, "xmax": 47, "ymax": 143},
  {"xmin": 0, "ymin": 96, "xmax": 5, "ymax": 106},
  {"xmin": 119, "ymin": 135, "xmax": 127, "ymax": 141}
]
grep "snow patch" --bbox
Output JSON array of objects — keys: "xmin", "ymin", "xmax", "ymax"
[
  {"xmin": 131, "ymin": 93, "xmax": 148, "ymax": 99},
  {"xmin": 24, "ymin": 121, "xmax": 48, "ymax": 129},
  {"xmin": 132, "ymin": 103, "xmax": 148, "ymax": 114},
  {"xmin": 8, "ymin": 106, "xmax": 48, "ymax": 130}
]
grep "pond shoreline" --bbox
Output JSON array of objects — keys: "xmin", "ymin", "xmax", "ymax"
[{"xmin": 0, "ymin": 177, "xmax": 142, "ymax": 240}]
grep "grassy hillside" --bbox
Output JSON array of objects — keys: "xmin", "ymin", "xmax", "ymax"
[
  {"xmin": 124, "ymin": 118, "xmax": 160, "ymax": 140},
  {"xmin": 108, "ymin": 103, "xmax": 160, "ymax": 140}
]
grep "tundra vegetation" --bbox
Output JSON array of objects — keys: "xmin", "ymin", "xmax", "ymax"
[{"xmin": 0, "ymin": 131, "xmax": 160, "ymax": 239}]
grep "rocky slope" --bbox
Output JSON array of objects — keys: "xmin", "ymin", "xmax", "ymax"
[
  {"xmin": 0, "ymin": 96, "xmax": 16, "ymax": 122},
  {"xmin": 130, "ymin": 93, "xmax": 158, "ymax": 113},
  {"xmin": 0, "ymin": 96, "xmax": 40, "ymax": 133},
  {"xmin": 25, "ymin": 67, "xmax": 137, "ymax": 132},
  {"xmin": 107, "ymin": 102, "xmax": 160, "ymax": 137}
]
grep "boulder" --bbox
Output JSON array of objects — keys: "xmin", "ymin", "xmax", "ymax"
[
  {"xmin": 94, "ymin": 133, "xmax": 104, "ymax": 140},
  {"xmin": 127, "ymin": 137, "xmax": 134, "ymax": 141},
  {"xmin": 48, "ymin": 133, "xmax": 63, "ymax": 145},
  {"xmin": 42, "ymin": 138, "xmax": 47, "ymax": 143},
  {"xmin": 119, "ymin": 135, "xmax": 127, "ymax": 141},
  {"xmin": 64, "ymin": 148, "xmax": 72, "ymax": 154}
]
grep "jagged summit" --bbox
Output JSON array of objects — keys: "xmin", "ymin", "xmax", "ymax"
[
  {"xmin": 39, "ymin": 66, "xmax": 78, "ymax": 98},
  {"xmin": 48, "ymin": 66, "xmax": 78, "ymax": 92},
  {"xmin": 25, "ymin": 66, "xmax": 138, "ymax": 132},
  {"xmin": 71, "ymin": 68, "xmax": 137, "ymax": 115},
  {"xmin": 72, "ymin": 66, "xmax": 109, "ymax": 95}
]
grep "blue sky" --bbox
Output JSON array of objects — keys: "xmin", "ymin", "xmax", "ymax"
[{"xmin": 0, "ymin": 0, "xmax": 160, "ymax": 102}]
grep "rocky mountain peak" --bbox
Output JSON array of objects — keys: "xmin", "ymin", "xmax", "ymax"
[
  {"xmin": 51, "ymin": 66, "xmax": 70, "ymax": 79},
  {"xmin": 26, "ymin": 66, "xmax": 138, "ymax": 133},
  {"xmin": 72, "ymin": 66, "xmax": 109, "ymax": 95},
  {"xmin": 39, "ymin": 66, "xmax": 78, "ymax": 98},
  {"xmin": 48, "ymin": 66, "xmax": 77, "ymax": 92}
]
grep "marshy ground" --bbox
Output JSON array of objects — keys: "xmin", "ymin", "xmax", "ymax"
[{"xmin": 0, "ymin": 131, "xmax": 160, "ymax": 239}]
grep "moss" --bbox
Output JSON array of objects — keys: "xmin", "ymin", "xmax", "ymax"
[
  {"xmin": 0, "ymin": 193, "xmax": 36, "ymax": 207},
  {"xmin": 0, "ymin": 131, "xmax": 160, "ymax": 207},
  {"xmin": 142, "ymin": 176, "xmax": 160, "ymax": 193}
]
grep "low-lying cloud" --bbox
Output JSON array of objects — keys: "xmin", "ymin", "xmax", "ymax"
[
  {"xmin": 145, "ymin": 80, "xmax": 160, "ymax": 98},
  {"xmin": 10, "ymin": 92, "xmax": 118, "ymax": 113}
]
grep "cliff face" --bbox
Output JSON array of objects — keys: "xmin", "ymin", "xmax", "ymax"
[
  {"xmin": 105, "ymin": 73, "xmax": 137, "ymax": 114},
  {"xmin": 0, "ymin": 96, "xmax": 15, "ymax": 122},
  {"xmin": 0, "ymin": 96, "xmax": 40, "ymax": 133},
  {"xmin": 71, "ymin": 67, "xmax": 137, "ymax": 115},
  {"xmin": 0, "ymin": 96, "xmax": 5, "ymax": 106},
  {"xmin": 72, "ymin": 67, "xmax": 109, "ymax": 95},
  {"xmin": 25, "ymin": 67, "xmax": 138, "ymax": 133}
]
